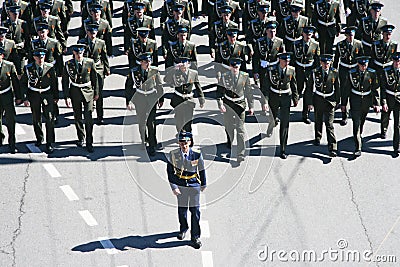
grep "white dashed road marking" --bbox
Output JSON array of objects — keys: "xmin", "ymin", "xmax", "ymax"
[
  {"xmin": 78, "ymin": 210, "xmax": 98, "ymax": 226},
  {"xmin": 98, "ymin": 237, "xmax": 119, "ymax": 254},
  {"xmin": 43, "ymin": 163, "xmax": 61, "ymax": 178},
  {"xmin": 200, "ymin": 220, "xmax": 210, "ymax": 238},
  {"xmin": 59, "ymin": 185, "xmax": 79, "ymax": 201},
  {"xmin": 200, "ymin": 193, "xmax": 207, "ymax": 210},
  {"xmin": 15, "ymin": 124, "xmax": 26, "ymax": 135},
  {"xmin": 202, "ymin": 251, "xmax": 214, "ymax": 267}
]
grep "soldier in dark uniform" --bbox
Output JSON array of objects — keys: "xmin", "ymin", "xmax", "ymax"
[
  {"xmin": 21, "ymin": 48, "xmax": 58, "ymax": 153},
  {"xmin": 162, "ymin": 0, "xmax": 193, "ymax": 28},
  {"xmin": 80, "ymin": 4, "xmax": 112, "ymax": 56},
  {"xmin": 356, "ymin": 1, "xmax": 387, "ymax": 56},
  {"xmin": 278, "ymin": 3, "xmax": 309, "ymax": 53},
  {"xmin": 209, "ymin": 0, "xmax": 240, "ymax": 30},
  {"xmin": 65, "ymin": 0, "xmax": 73, "ymax": 30},
  {"xmin": 209, "ymin": 5, "xmax": 238, "ymax": 59},
  {"xmin": 78, "ymin": 23, "xmax": 109, "ymax": 125},
  {"xmin": 293, "ymin": 25, "xmax": 320, "ymax": 124},
  {"xmin": 165, "ymin": 25, "xmax": 197, "ymax": 70},
  {"xmin": 217, "ymin": 57, "xmax": 253, "ymax": 163},
  {"xmin": 305, "ymin": 54, "xmax": 340, "ymax": 157},
  {"xmin": 127, "ymin": 27, "xmax": 157, "ymax": 68},
  {"xmin": 271, "ymin": 0, "xmax": 293, "ymax": 23},
  {"xmin": 1, "ymin": 0, "xmax": 33, "ymax": 25},
  {"xmin": 32, "ymin": 1, "xmax": 66, "ymax": 52},
  {"xmin": 0, "ymin": 26, "xmax": 22, "ymax": 76},
  {"xmin": 343, "ymin": 0, "xmax": 370, "ymax": 27},
  {"xmin": 62, "ymin": 44, "xmax": 98, "ymax": 153},
  {"xmin": 262, "ymin": 52, "xmax": 298, "ymax": 159},
  {"xmin": 333, "ymin": 26, "xmax": 364, "ymax": 126},
  {"xmin": 122, "ymin": 0, "xmax": 153, "ymax": 27},
  {"xmin": 369, "ymin": 24, "xmax": 397, "ymax": 139},
  {"xmin": 164, "ymin": 56, "xmax": 205, "ymax": 134},
  {"xmin": 32, "ymin": 0, "xmax": 68, "ymax": 36},
  {"xmin": 341, "ymin": 56, "xmax": 380, "ymax": 157},
  {"xmin": 0, "ymin": 47, "xmax": 22, "ymax": 153},
  {"xmin": 123, "ymin": 1, "xmax": 155, "ymax": 52},
  {"xmin": 380, "ymin": 53, "xmax": 400, "ymax": 156},
  {"xmin": 312, "ymin": 0, "xmax": 341, "ymax": 54},
  {"xmin": 81, "ymin": 0, "xmax": 113, "ymax": 28},
  {"xmin": 167, "ymin": 131, "xmax": 206, "ymax": 249},
  {"xmin": 245, "ymin": 2, "xmax": 270, "ymax": 52},
  {"xmin": 125, "ymin": 52, "xmax": 164, "ymax": 156},
  {"xmin": 162, "ymin": 3, "xmax": 191, "ymax": 60},
  {"xmin": 2, "ymin": 5, "xmax": 31, "ymax": 77}
]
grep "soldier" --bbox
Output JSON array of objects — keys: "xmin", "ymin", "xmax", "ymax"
[
  {"xmin": 65, "ymin": 0, "xmax": 73, "ymax": 30},
  {"xmin": 80, "ymin": 4, "xmax": 112, "ymax": 57},
  {"xmin": 243, "ymin": 0, "xmax": 267, "ymax": 32},
  {"xmin": 123, "ymin": 1, "xmax": 155, "ymax": 52},
  {"xmin": 209, "ymin": 0, "xmax": 240, "ymax": 29},
  {"xmin": 333, "ymin": 26, "xmax": 364, "ymax": 126},
  {"xmin": 21, "ymin": 48, "xmax": 58, "ymax": 153},
  {"xmin": 33, "ymin": 1, "xmax": 66, "ymax": 52},
  {"xmin": 252, "ymin": 20, "xmax": 284, "ymax": 93},
  {"xmin": 209, "ymin": 5, "xmax": 238, "ymax": 59},
  {"xmin": 1, "ymin": 0, "xmax": 33, "ymax": 25},
  {"xmin": 62, "ymin": 44, "xmax": 98, "ymax": 153},
  {"xmin": 305, "ymin": 54, "xmax": 340, "ymax": 157},
  {"xmin": 343, "ymin": 0, "xmax": 370, "ymax": 27},
  {"xmin": 161, "ymin": 0, "xmax": 193, "ymax": 27},
  {"xmin": 164, "ymin": 56, "xmax": 205, "ymax": 134},
  {"xmin": 125, "ymin": 52, "xmax": 164, "ymax": 156},
  {"xmin": 293, "ymin": 25, "xmax": 320, "ymax": 124},
  {"xmin": 81, "ymin": 0, "xmax": 113, "ymax": 28},
  {"xmin": 0, "ymin": 47, "xmax": 22, "ymax": 153},
  {"xmin": 127, "ymin": 27, "xmax": 157, "ymax": 68},
  {"xmin": 167, "ymin": 131, "xmax": 206, "ymax": 249},
  {"xmin": 271, "ymin": 0, "xmax": 293, "ymax": 23},
  {"xmin": 369, "ymin": 24, "xmax": 397, "ymax": 139},
  {"xmin": 380, "ymin": 53, "xmax": 400, "ymax": 156},
  {"xmin": 2, "ymin": 5, "xmax": 31, "ymax": 77},
  {"xmin": 165, "ymin": 25, "xmax": 197, "ymax": 70},
  {"xmin": 34, "ymin": 0, "xmax": 68, "ymax": 36},
  {"xmin": 0, "ymin": 26, "xmax": 22, "ymax": 76},
  {"xmin": 312, "ymin": 0, "xmax": 341, "ymax": 54},
  {"xmin": 262, "ymin": 52, "xmax": 298, "ymax": 159},
  {"xmin": 245, "ymin": 1, "xmax": 270, "ymax": 52},
  {"xmin": 162, "ymin": 3, "xmax": 191, "ymax": 59},
  {"xmin": 217, "ymin": 57, "xmax": 253, "ymax": 163},
  {"xmin": 356, "ymin": 0, "xmax": 387, "ymax": 56},
  {"xmin": 29, "ymin": 23, "xmax": 62, "ymax": 124},
  {"xmin": 122, "ymin": 0, "xmax": 153, "ymax": 27},
  {"xmin": 78, "ymin": 23, "xmax": 109, "ymax": 125},
  {"xmin": 341, "ymin": 56, "xmax": 380, "ymax": 157},
  {"xmin": 278, "ymin": 2, "xmax": 309, "ymax": 53}
]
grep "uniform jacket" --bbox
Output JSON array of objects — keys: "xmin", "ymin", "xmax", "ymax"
[
  {"xmin": 312, "ymin": 0, "xmax": 341, "ymax": 37},
  {"xmin": 279, "ymin": 14, "xmax": 309, "ymax": 42},
  {"xmin": 209, "ymin": 20, "xmax": 238, "ymax": 53},
  {"xmin": 80, "ymin": 17, "xmax": 112, "ymax": 56},
  {"xmin": 380, "ymin": 66, "xmax": 400, "ymax": 105},
  {"xmin": 166, "ymin": 40, "xmax": 197, "ymax": 69},
  {"xmin": 0, "ymin": 60, "xmax": 21, "ymax": 106},
  {"xmin": 357, "ymin": 15, "xmax": 388, "ymax": 46},
  {"xmin": 371, "ymin": 40, "xmax": 398, "ymax": 65},
  {"xmin": 81, "ymin": 0, "xmax": 113, "ymax": 28},
  {"xmin": 79, "ymin": 37, "xmax": 109, "ymax": 76},
  {"xmin": 333, "ymin": 39, "xmax": 364, "ymax": 68},
  {"xmin": 127, "ymin": 37, "xmax": 158, "ymax": 67},
  {"xmin": 1, "ymin": 0, "xmax": 32, "ymax": 24},
  {"xmin": 28, "ymin": 37, "xmax": 63, "ymax": 76},
  {"xmin": 293, "ymin": 38, "xmax": 320, "ymax": 68},
  {"xmin": 262, "ymin": 64, "xmax": 298, "ymax": 103},
  {"xmin": 252, "ymin": 36, "xmax": 285, "ymax": 74},
  {"xmin": 32, "ymin": 15, "xmax": 66, "ymax": 49},
  {"xmin": 2, "ymin": 18, "xmax": 30, "ymax": 56},
  {"xmin": 305, "ymin": 66, "xmax": 340, "ymax": 106},
  {"xmin": 1, "ymin": 39, "xmax": 22, "ymax": 74},
  {"xmin": 124, "ymin": 15, "xmax": 155, "ymax": 49},
  {"xmin": 21, "ymin": 62, "xmax": 58, "ymax": 100}
]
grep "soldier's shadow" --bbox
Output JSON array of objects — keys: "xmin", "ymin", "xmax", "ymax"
[
  {"xmin": 71, "ymin": 232, "xmax": 193, "ymax": 252},
  {"xmin": 283, "ymin": 139, "xmax": 334, "ymax": 164}
]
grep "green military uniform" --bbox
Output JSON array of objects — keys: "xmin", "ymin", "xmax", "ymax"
[
  {"xmin": 127, "ymin": 35, "xmax": 158, "ymax": 68},
  {"xmin": 166, "ymin": 38, "xmax": 197, "ymax": 70},
  {"xmin": 217, "ymin": 61, "xmax": 253, "ymax": 161},
  {"xmin": 164, "ymin": 59, "xmax": 205, "ymax": 133},
  {"xmin": 162, "ymin": 17, "xmax": 191, "ymax": 58},
  {"xmin": 343, "ymin": 0, "xmax": 369, "ymax": 27},
  {"xmin": 0, "ymin": 37, "xmax": 22, "ymax": 75},
  {"xmin": 278, "ymin": 6, "xmax": 309, "ymax": 53},
  {"xmin": 245, "ymin": 13, "xmax": 269, "ymax": 52},
  {"xmin": 1, "ymin": 0, "xmax": 33, "ymax": 25},
  {"xmin": 122, "ymin": 0, "xmax": 153, "ymax": 27},
  {"xmin": 21, "ymin": 59, "xmax": 58, "ymax": 150},
  {"xmin": 305, "ymin": 60, "xmax": 340, "ymax": 154},
  {"xmin": 79, "ymin": 35, "xmax": 109, "ymax": 124},
  {"xmin": 216, "ymin": 39, "xmax": 249, "ymax": 71},
  {"xmin": 312, "ymin": 0, "xmax": 341, "ymax": 54},
  {"xmin": 0, "ymin": 59, "xmax": 21, "ymax": 152},
  {"xmin": 33, "ymin": 15, "xmax": 67, "ymax": 50},
  {"xmin": 81, "ymin": 0, "xmax": 113, "ymax": 28},
  {"xmin": 293, "ymin": 29, "xmax": 320, "ymax": 123},
  {"xmin": 380, "ymin": 61, "xmax": 400, "ymax": 153},
  {"xmin": 208, "ymin": 1, "xmax": 240, "ymax": 30},
  {"xmin": 125, "ymin": 61, "xmax": 164, "ymax": 153},
  {"xmin": 161, "ymin": 0, "xmax": 193, "ymax": 28},
  {"xmin": 333, "ymin": 28, "xmax": 364, "ymax": 125},
  {"xmin": 357, "ymin": 15, "xmax": 387, "ymax": 55},
  {"xmin": 29, "ymin": 37, "xmax": 63, "ymax": 75},
  {"xmin": 80, "ymin": 16, "xmax": 112, "ymax": 56},
  {"xmin": 62, "ymin": 54, "xmax": 99, "ymax": 148},
  {"xmin": 271, "ymin": 0, "xmax": 291, "ymax": 23},
  {"xmin": 242, "ymin": 0, "xmax": 266, "ymax": 32},
  {"xmin": 262, "ymin": 54, "xmax": 298, "ymax": 158},
  {"xmin": 209, "ymin": 18, "xmax": 237, "ymax": 56},
  {"xmin": 124, "ymin": 15, "xmax": 155, "ymax": 51},
  {"xmin": 342, "ymin": 60, "xmax": 380, "ymax": 155}
]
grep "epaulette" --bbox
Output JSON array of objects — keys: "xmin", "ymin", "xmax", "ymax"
[
  {"xmin": 268, "ymin": 65, "xmax": 277, "ymax": 71},
  {"xmin": 25, "ymin": 62, "xmax": 34, "ymax": 68},
  {"xmin": 44, "ymin": 62, "xmax": 53, "ymax": 68},
  {"xmin": 316, "ymin": 0, "xmax": 324, "ymax": 4},
  {"xmin": 367, "ymin": 68, "xmax": 376, "ymax": 73},
  {"xmin": 250, "ymin": 18, "xmax": 258, "ymax": 24},
  {"xmin": 361, "ymin": 16, "xmax": 369, "ymax": 22},
  {"xmin": 283, "ymin": 16, "xmax": 291, "ymax": 21},
  {"xmin": 384, "ymin": 66, "xmax": 392, "ymax": 72},
  {"xmin": 214, "ymin": 20, "xmax": 221, "ymax": 25},
  {"xmin": 349, "ymin": 68, "xmax": 357, "ymax": 73},
  {"xmin": 373, "ymin": 40, "xmax": 380, "ymax": 45},
  {"xmin": 392, "ymin": 41, "xmax": 398, "ymax": 45},
  {"xmin": 149, "ymin": 66, "xmax": 158, "ymax": 71},
  {"xmin": 191, "ymin": 148, "xmax": 201, "ymax": 154},
  {"xmin": 330, "ymin": 67, "xmax": 338, "ymax": 72},
  {"xmin": 131, "ymin": 66, "xmax": 140, "ymax": 72}
]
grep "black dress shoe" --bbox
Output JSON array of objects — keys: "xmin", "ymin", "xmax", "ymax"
[
  {"xmin": 303, "ymin": 118, "xmax": 311, "ymax": 124},
  {"xmin": 34, "ymin": 140, "xmax": 42, "ymax": 147},
  {"xmin": 87, "ymin": 144, "xmax": 94, "ymax": 153},
  {"xmin": 354, "ymin": 150, "xmax": 361, "ymax": 157},
  {"xmin": 276, "ymin": 118, "xmax": 280, "ymax": 123},
  {"xmin": 191, "ymin": 237, "xmax": 202, "ymax": 249},
  {"xmin": 313, "ymin": 139, "xmax": 321, "ymax": 146},
  {"xmin": 96, "ymin": 118, "xmax": 105, "ymax": 125},
  {"xmin": 76, "ymin": 140, "xmax": 84, "ymax": 147},
  {"xmin": 237, "ymin": 156, "xmax": 245, "ymax": 163},
  {"xmin": 148, "ymin": 147, "xmax": 156, "ymax": 156},
  {"xmin": 46, "ymin": 144, "xmax": 54, "ymax": 154},
  {"xmin": 329, "ymin": 150, "xmax": 337, "ymax": 157},
  {"xmin": 54, "ymin": 117, "xmax": 59, "ymax": 125},
  {"xmin": 9, "ymin": 144, "xmax": 16, "ymax": 154},
  {"xmin": 177, "ymin": 231, "xmax": 186, "ymax": 240},
  {"xmin": 340, "ymin": 119, "xmax": 348, "ymax": 126},
  {"xmin": 280, "ymin": 152, "xmax": 288, "ymax": 159},
  {"xmin": 156, "ymin": 143, "xmax": 163, "ymax": 150},
  {"xmin": 380, "ymin": 132, "xmax": 387, "ymax": 139},
  {"xmin": 266, "ymin": 126, "xmax": 273, "ymax": 137}
]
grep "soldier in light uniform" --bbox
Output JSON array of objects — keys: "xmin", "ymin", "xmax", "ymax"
[
  {"xmin": 312, "ymin": 0, "xmax": 341, "ymax": 54},
  {"xmin": 262, "ymin": 52, "xmax": 298, "ymax": 159},
  {"xmin": 217, "ymin": 57, "xmax": 253, "ymax": 163},
  {"xmin": 305, "ymin": 54, "xmax": 340, "ymax": 157},
  {"xmin": 0, "ymin": 26, "xmax": 22, "ymax": 76},
  {"xmin": 293, "ymin": 25, "xmax": 320, "ymax": 124},
  {"xmin": 164, "ymin": 56, "xmax": 205, "ymax": 134},
  {"xmin": 278, "ymin": 3, "xmax": 309, "ymax": 53},
  {"xmin": 127, "ymin": 27, "xmax": 157, "ymax": 68},
  {"xmin": 343, "ymin": 0, "xmax": 370, "ymax": 27},
  {"xmin": 78, "ymin": 23, "xmax": 109, "ymax": 126},
  {"xmin": 0, "ymin": 47, "xmax": 22, "ymax": 154},
  {"xmin": 341, "ymin": 56, "xmax": 380, "ymax": 157},
  {"xmin": 165, "ymin": 25, "xmax": 197, "ymax": 70},
  {"xmin": 333, "ymin": 26, "xmax": 364, "ymax": 126},
  {"xmin": 356, "ymin": 1, "xmax": 387, "ymax": 56},
  {"xmin": 380, "ymin": 53, "xmax": 400, "ymax": 156},
  {"xmin": 21, "ymin": 48, "xmax": 58, "ymax": 153},
  {"xmin": 62, "ymin": 44, "xmax": 98, "ymax": 153},
  {"xmin": 125, "ymin": 53, "xmax": 164, "ymax": 156}
]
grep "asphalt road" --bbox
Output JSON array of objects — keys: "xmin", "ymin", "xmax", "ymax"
[{"xmin": 1, "ymin": 0, "xmax": 400, "ymax": 266}]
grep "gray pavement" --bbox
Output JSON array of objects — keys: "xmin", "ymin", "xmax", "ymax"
[{"xmin": 1, "ymin": 0, "xmax": 400, "ymax": 266}]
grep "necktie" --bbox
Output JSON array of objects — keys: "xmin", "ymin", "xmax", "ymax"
[
  {"xmin": 268, "ymin": 39, "xmax": 273, "ymax": 51},
  {"xmin": 360, "ymin": 71, "xmax": 365, "ymax": 84},
  {"xmin": 304, "ymin": 42, "xmax": 309, "ymax": 54},
  {"xmin": 38, "ymin": 66, "xmax": 43, "ymax": 76},
  {"xmin": 77, "ymin": 62, "xmax": 82, "ymax": 73},
  {"xmin": 281, "ymin": 68, "xmax": 285, "ymax": 80},
  {"xmin": 143, "ymin": 70, "xmax": 148, "ymax": 80},
  {"xmin": 184, "ymin": 153, "xmax": 188, "ymax": 160}
]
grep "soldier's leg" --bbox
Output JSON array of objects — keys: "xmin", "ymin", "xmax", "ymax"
[
  {"xmin": 380, "ymin": 109, "xmax": 390, "ymax": 137},
  {"xmin": 0, "ymin": 105, "xmax": 4, "ymax": 144},
  {"xmin": 177, "ymin": 186, "xmax": 189, "ymax": 232},
  {"xmin": 236, "ymin": 109, "xmax": 246, "ymax": 158},
  {"xmin": 279, "ymin": 98, "xmax": 291, "ymax": 153},
  {"xmin": 325, "ymin": 35, "xmax": 335, "ymax": 54},
  {"xmin": 42, "ymin": 94, "xmax": 55, "ymax": 145},
  {"xmin": 392, "ymin": 104, "xmax": 399, "ymax": 151},
  {"xmin": 188, "ymin": 186, "xmax": 201, "ymax": 238},
  {"xmin": 147, "ymin": 105, "xmax": 157, "ymax": 148},
  {"xmin": 134, "ymin": 103, "xmax": 147, "ymax": 144},
  {"xmin": 4, "ymin": 103, "xmax": 16, "ymax": 146},
  {"xmin": 318, "ymin": 28, "xmax": 327, "ymax": 54},
  {"xmin": 224, "ymin": 107, "xmax": 235, "ymax": 144},
  {"xmin": 351, "ymin": 109, "xmax": 362, "ymax": 151},
  {"xmin": 325, "ymin": 103, "xmax": 337, "ymax": 151},
  {"xmin": 183, "ymin": 104, "xmax": 194, "ymax": 133},
  {"xmin": 296, "ymin": 68, "xmax": 309, "ymax": 122},
  {"xmin": 339, "ymin": 68, "xmax": 349, "ymax": 124},
  {"xmin": 267, "ymin": 98, "xmax": 279, "ymax": 134},
  {"xmin": 83, "ymin": 99, "xmax": 94, "ymax": 145},
  {"xmin": 53, "ymin": 102, "xmax": 59, "ymax": 124},
  {"xmin": 174, "ymin": 105, "xmax": 185, "ymax": 133},
  {"xmin": 359, "ymin": 105, "xmax": 369, "ymax": 136},
  {"xmin": 71, "ymin": 95, "xmax": 85, "ymax": 142},
  {"xmin": 29, "ymin": 93, "xmax": 44, "ymax": 144},
  {"xmin": 96, "ymin": 74, "xmax": 105, "ymax": 121},
  {"xmin": 313, "ymin": 99, "xmax": 324, "ymax": 142}
]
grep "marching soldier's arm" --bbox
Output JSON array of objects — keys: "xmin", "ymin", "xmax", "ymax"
[
  {"xmin": 105, "ymin": 2, "xmax": 113, "ymax": 28},
  {"xmin": 261, "ymin": 71, "xmax": 270, "ymax": 102},
  {"xmin": 1, "ymin": 4, "xmax": 7, "ymax": 22},
  {"xmin": 19, "ymin": 68, "xmax": 29, "ymax": 101},
  {"xmin": 194, "ymin": 72, "xmax": 205, "ymax": 105},
  {"xmin": 334, "ymin": 71, "xmax": 341, "ymax": 103},
  {"xmin": 57, "ymin": 2, "xmax": 68, "ymax": 32},
  {"xmin": 167, "ymin": 159, "xmax": 179, "ymax": 190},
  {"xmin": 304, "ymin": 71, "xmax": 314, "ymax": 106},
  {"xmin": 49, "ymin": 66, "xmax": 59, "ymax": 100},
  {"xmin": 244, "ymin": 74, "xmax": 254, "ymax": 109},
  {"xmin": 161, "ymin": 23, "xmax": 169, "ymax": 56},
  {"xmin": 290, "ymin": 71, "xmax": 299, "ymax": 104},
  {"xmin": 9, "ymin": 42, "xmax": 23, "ymax": 75},
  {"xmin": 198, "ymin": 152, "xmax": 206, "ymax": 188},
  {"xmin": 155, "ymin": 72, "xmax": 164, "ymax": 104},
  {"xmin": 334, "ymin": 3, "xmax": 342, "ymax": 33},
  {"xmin": 252, "ymin": 46, "xmax": 260, "ymax": 77},
  {"xmin": 152, "ymin": 42, "xmax": 159, "ymax": 66},
  {"xmin": 105, "ymin": 24, "xmax": 113, "ymax": 56},
  {"xmin": 61, "ymin": 64, "xmax": 70, "ymax": 99},
  {"xmin": 209, "ymin": 24, "xmax": 216, "ymax": 55},
  {"xmin": 123, "ymin": 27, "xmax": 131, "ymax": 52},
  {"xmin": 78, "ymin": 24, "xmax": 86, "ymax": 39},
  {"xmin": 124, "ymin": 71, "xmax": 135, "ymax": 106},
  {"xmin": 333, "ymin": 43, "xmax": 340, "ymax": 69},
  {"xmin": 10, "ymin": 64, "xmax": 22, "ymax": 101},
  {"xmin": 190, "ymin": 44, "xmax": 198, "ymax": 70},
  {"xmin": 372, "ymin": 72, "xmax": 380, "ymax": 107},
  {"xmin": 380, "ymin": 70, "xmax": 388, "ymax": 106},
  {"xmin": 341, "ymin": 74, "xmax": 351, "ymax": 107},
  {"xmin": 54, "ymin": 20, "xmax": 66, "ymax": 50},
  {"xmin": 149, "ymin": 18, "xmax": 156, "ymax": 40},
  {"xmin": 160, "ymin": 5, "xmax": 168, "ymax": 25},
  {"xmin": 90, "ymin": 61, "xmax": 99, "ymax": 96},
  {"xmin": 65, "ymin": 0, "xmax": 74, "ymax": 15},
  {"xmin": 55, "ymin": 41, "xmax": 63, "ymax": 76},
  {"xmin": 312, "ymin": 44, "xmax": 321, "ymax": 69},
  {"xmin": 102, "ymin": 43, "xmax": 110, "ymax": 75}
]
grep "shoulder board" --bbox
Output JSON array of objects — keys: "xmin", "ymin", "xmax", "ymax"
[
  {"xmin": 3, "ymin": 60, "xmax": 12, "ymax": 66},
  {"xmin": 33, "ymin": 17, "xmax": 40, "ymax": 22},
  {"xmin": 361, "ymin": 16, "xmax": 369, "ymax": 21},
  {"xmin": 132, "ymin": 66, "xmax": 140, "ymax": 72},
  {"xmin": 149, "ymin": 66, "xmax": 158, "ymax": 71},
  {"xmin": 349, "ymin": 68, "xmax": 357, "ymax": 73},
  {"xmin": 83, "ymin": 18, "xmax": 91, "ymax": 24},
  {"xmin": 381, "ymin": 17, "xmax": 388, "ymax": 22},
  {"xmin": 275, "ymin": 37, "xmax": 284, "ymax": 42},
  {"xmin": 250, "ymin": 18, "xmax": 258, "ymax": 23},
  {"xmin": 231, "ymin": 21, "xmax": 239, "ymax": 28},
  {"xmin": 384, "ymin": 66, "xmax": 392, "ymax": 71},
  {"xmin": 331, "ymin": 67, "xmax": 338, "ymax": 72},
  {"xmin": 186, "ymin": 40, "xmax": 195, "ymax": 46},
  {"xmin": 148, "ymin": 38, "xmax": 157, "ymax": 44},
  {"xmin": 48, "ymin": 15, "xmax": 57, "ymax": 20},
  {"xmin": 167, "ymin": 18, "xmax": 174, "ymax": 24},
  {"xmin": 144, "ymin": 15, "xmax": 152, "ymax": 21},
  {"xmin": 367, "ymin": 68, "xmax": 375, "ymax": 73},
  {"xmin": 283, "ymin": 16, "xmax": 291, "ymax": 21},
  {"xmin": 170, "ymin": 148, "xmax": 181, "ymax": 156},
  {"xmin": 268, "ymin": 65, "xmax": 277, "ymax": 71},
  {"xmin": 316, "ymin": 0, "xmax": 324, "ymax": 4},
  {"xmin": 44, "ymin": 62, "xmax": 53, "ymax": 67},
  {"xmin": 26, "ymin": 62, "xmax": 34, "ymax": 68},
  {"xmin": 354, "ymin": 39, "xmax": 362, "ymax": 45},
  {"xmin": 373, "ymin": 40, "xmax": 380, "ymax": 45},
  {"xmin": 311, "ymin": 39, "xmax": 319, "ymax": 45},
  {"xmin": 392, "ymin": 41, "xmax": 398, "ymax": 45}
]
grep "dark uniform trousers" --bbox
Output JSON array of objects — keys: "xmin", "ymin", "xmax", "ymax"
[
  {"xmin": 0, "ymin": 91, "xmax": 16, "ymax": 146},
  {"xmin": 313, "ymin": 95, "xmax": 337, "ymax": 150},
  {"xmin": 296, "ymin": 67, "xmax": 314, "ymax": 119},
  {"xmin": 28, "ymin": 91, "xmax": 55, "ymax": 144},
  {"xmin": 383, "ymin": 95, "xmax": 400, "ymax": 150},
  {"xmin": 95, "ymin": 73, "xmax": 105, "ymax": 120},
  {"xmin": 350, "ymin": 95, "xmax": 372, "ymax": 151},
  {"xmin": 339, "ymin": 66, "xmax": 352, "ymax": 121},
  {"xmin": 268, "ymin": 92, "xmax": 291, "ymax": 153},
  {"xmin": 70, "ymin": 87, "xmax": 94, "ymax": 145}
]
